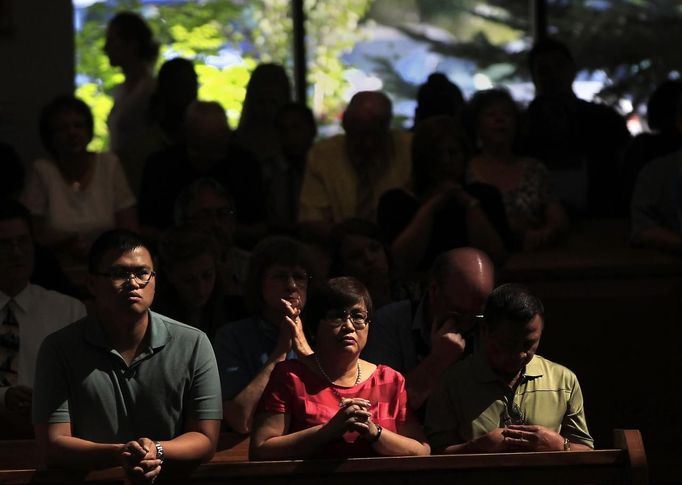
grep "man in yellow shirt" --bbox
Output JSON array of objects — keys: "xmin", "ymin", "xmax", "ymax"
[{"xmin": 298, "ymin": 91, "xmax": 411, "ymax": 228}]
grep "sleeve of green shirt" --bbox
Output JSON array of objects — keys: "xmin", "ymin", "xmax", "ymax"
[
  {"xmin": 32, "ymin": 334, "xmax": 71, "ymax": 424},
  {"xmin": 560, "ymin": 375, "xmax": 594, "ymax": 448},
  {"xmin": 188, "ymin": 333, "xmax": 223, "ymax": 421}
]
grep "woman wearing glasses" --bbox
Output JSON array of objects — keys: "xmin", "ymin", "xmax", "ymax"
[
  {"xmin": 214, "ymin": 236, "xmax": 315, "ymax": 435},
  {"xmin": 250, "ymin": 277, "xmax": 430, "ymax": 459}
]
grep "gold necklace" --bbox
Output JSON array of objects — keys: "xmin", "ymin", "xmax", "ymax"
[{"xmin": 314, "ymin": 353, "xmax": 361, "ymax": 405}]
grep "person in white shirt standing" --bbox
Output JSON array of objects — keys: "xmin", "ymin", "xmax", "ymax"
[{"xmin": 0, "ymin": 199, "xmax": 86, "ymax": 438}]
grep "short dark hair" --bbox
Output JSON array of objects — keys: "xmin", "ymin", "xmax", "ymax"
[
  {"xmin": 646, "ymin": 80, "xmax": 682, "ymax": 133},
  {"xmin": 275, "ymin": 102, "xmax": 317, "ymax": 135},
  {"xmin": 108, "ymin": 11, "xmax": 159, "ymax": 63},
  {"xmin": 303, "ymin": 276, "xmax": 373, "ymax": 338},
  {"xmin": 527, "ymin": 38, "xmax": 574, "ymax": 74},
  {"xmin": 411, "ymin": 115, "xmax": 471, "ymax": 197},
  {"xmin": 484, "ymin": 283, "xmax": 544, "ymax": 331},
  {"xmin": 157, "ymin": 57, "xmax": 197, "ymax": 93},
  {"xmin": 244, "ymin": 236, "xmax": 315, "ymax": 314},
  {"xmin": 414, "ymin": 72, "xmax": 465, "ymax": 126},
  {"xmin": 39, "ymin": 95, "xmax": 94, "ymax": 157},
  {"xmin": 158, "ymin": 223, "xmax": 218, "ymax": 271},
  {"xmin": 463, "ymin": 88, "xmax": 519, "ymax": 149},
  {"xmin": 0, "ymin": 198, "xmax": 31, "ymax": 227},
  {"xmin": 174, "ymin": 177, "xmax": 234, "ymax": 225},
  {"xmin": 88, "ymin": 229, "xmax": 154, "ymax": 274},
  {"xmin": 328, "ymin": 218, "xmax": 391, "ymax": 276}
]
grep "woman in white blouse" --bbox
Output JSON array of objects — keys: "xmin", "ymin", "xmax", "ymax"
[{"xmin": 22, "ymin": 95, "xmax": 138, "ymax": 262}]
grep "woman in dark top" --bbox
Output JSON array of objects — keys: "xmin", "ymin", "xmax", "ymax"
[
  {"xmin": 378, "ymin": 115, "xmax": 510, "ymax": 272},
  {"xmin": 465, "ymin": 89, "xmax": 568, "ymax": 251}
]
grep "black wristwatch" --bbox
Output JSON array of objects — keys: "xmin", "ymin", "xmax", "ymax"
[
  {"xmin": 369, "ymin": 424, "xmax": 383, "ymax": 444},
  {"xmin": 154, "ymin": 441, "xmax": 165, "ymax": 463}
]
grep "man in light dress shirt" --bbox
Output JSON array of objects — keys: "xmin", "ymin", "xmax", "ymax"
[{"xmin": 0, "ymin": 199, "xmax": 86, "ymax": 438}]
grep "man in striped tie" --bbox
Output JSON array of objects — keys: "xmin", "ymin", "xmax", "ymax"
[{"xmin": 0, "ymin": 199, "xmax": 85, "ymax": 438}]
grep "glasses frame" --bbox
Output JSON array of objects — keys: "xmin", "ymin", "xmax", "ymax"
[
  {"xmin": 442, "ymin": 310, "xmax": 485, "ymax": 329},
  {"xmin": 325, "ymin": 309, "xmax": 371, "ymax": 330},
  {"xmin": 93, "ymin": 268, "xmax": 156, "ymax": 287}
]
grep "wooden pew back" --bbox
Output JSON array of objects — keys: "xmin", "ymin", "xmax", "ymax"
[{"xmin": 0, "ymin": 429, "xmax": 647, "ymax": 484}]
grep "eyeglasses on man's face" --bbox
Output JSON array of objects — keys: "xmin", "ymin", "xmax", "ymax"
[
  {"xmin": 93, "ymin": 267, "xmax": 156, "ymax": 287},
  {"xmin": 325, "ymin": 309, "xmax": 370, "ymax": 330},
  {"xmin": 441, "ymin": 310, "xmax": 485, "ymax": 330}
]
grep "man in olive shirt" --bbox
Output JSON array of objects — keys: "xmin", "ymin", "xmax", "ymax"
[
  {"xmin": 33, "ymin": 230, "xmax": 222, "ymax": 482},
  {"xmin": 425, "ymin": 284, "xmax": 593, "ymax": 453}
]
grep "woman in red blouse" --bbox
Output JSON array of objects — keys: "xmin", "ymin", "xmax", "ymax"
[{"xmin": 250, "ymin": 277, "xmax": 430, "ymax": 459}]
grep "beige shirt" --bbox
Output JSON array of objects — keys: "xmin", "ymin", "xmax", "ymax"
[
  {"xmin": 298, "ymin": 130, "xmax": 412, "ymax": 223},
  {"xmin": 22, "ymin": 152, "xmax": 136, "ymax": 236}
]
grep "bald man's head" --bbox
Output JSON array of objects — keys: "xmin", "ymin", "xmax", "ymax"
[
  {"xmin": 342, "ymin": 91, "xmax": 394, "ymax": 170},
  {"xmin": 428, "ymin": 248, "xmax": 495, "ymax": 331},
  {"xmin": 342, "ymin": 91, "xmax": 392, "ymax": 133}
]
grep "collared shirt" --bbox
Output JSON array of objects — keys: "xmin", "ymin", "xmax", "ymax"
[
  {"xmin": 32, "ymin": 311, "xmax": 222, "ymax": 443},
  {"xmin": 0, "ymin": 285, "xmax": 85, "ymax": 408},
  {"xmin": 298, "ymin": 130, "xmax": 412, "ymax": 224},
  {"xmin": 214, "ymin": 316, "xmax": 296, "ymax": 400},
  {"xmin": 424, "ymin": 351, "xmax": 594, "ymax": 452},
  {"xmin": 361, "ymin": 299, "xmax": 420, "ymax": 374}
]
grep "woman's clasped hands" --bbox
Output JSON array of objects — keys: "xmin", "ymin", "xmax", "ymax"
[{"xmin": 325, "ymin": 398, "xmax": 380, "ymax": 441}]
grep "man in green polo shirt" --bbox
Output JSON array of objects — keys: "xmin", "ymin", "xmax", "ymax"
[
  {"xmin": 425, "ymin": 283, "xmax": 593, "ymax": 453},
  {"xmin": 33, "ymin": 230, "xmax": 222, "ymax": 482}
]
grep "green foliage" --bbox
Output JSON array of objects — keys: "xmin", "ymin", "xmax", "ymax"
[
  {"xmin": 543, "ymin": 0, "xmax": 682, "ymax": 111},
  {"xmin": 76, "ymin": 82, "xmax": 115, "ymax": 152},
  {"xmin": 76, "ymin": 0, "xmax": 372, "ymax": 149},
  {"xmin": 77, "ymin": 0, "xmax": 681, "ymax": 143},
  {"xmin": 196, "ymin": 61, "xmax": 255, "ymax": 127},
  {"xmin": 306, "ymin": 0, "xmax": 372, "ymax": 123},
  {"xmin": 374, "ymin": 0, "xmax": 682, "ymax": 116}
]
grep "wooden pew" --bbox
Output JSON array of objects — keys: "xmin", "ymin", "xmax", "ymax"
[
  {"xmin": 0, "ymin": 429, "xmax": 647, "ymax": 484},
  {"xmin": 498, "ymin": 218, "xmax": 682, "ymax": 483},
  {"xmin": 0, "ymin": 432, "xmax": 252, "ymax": 471}
]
